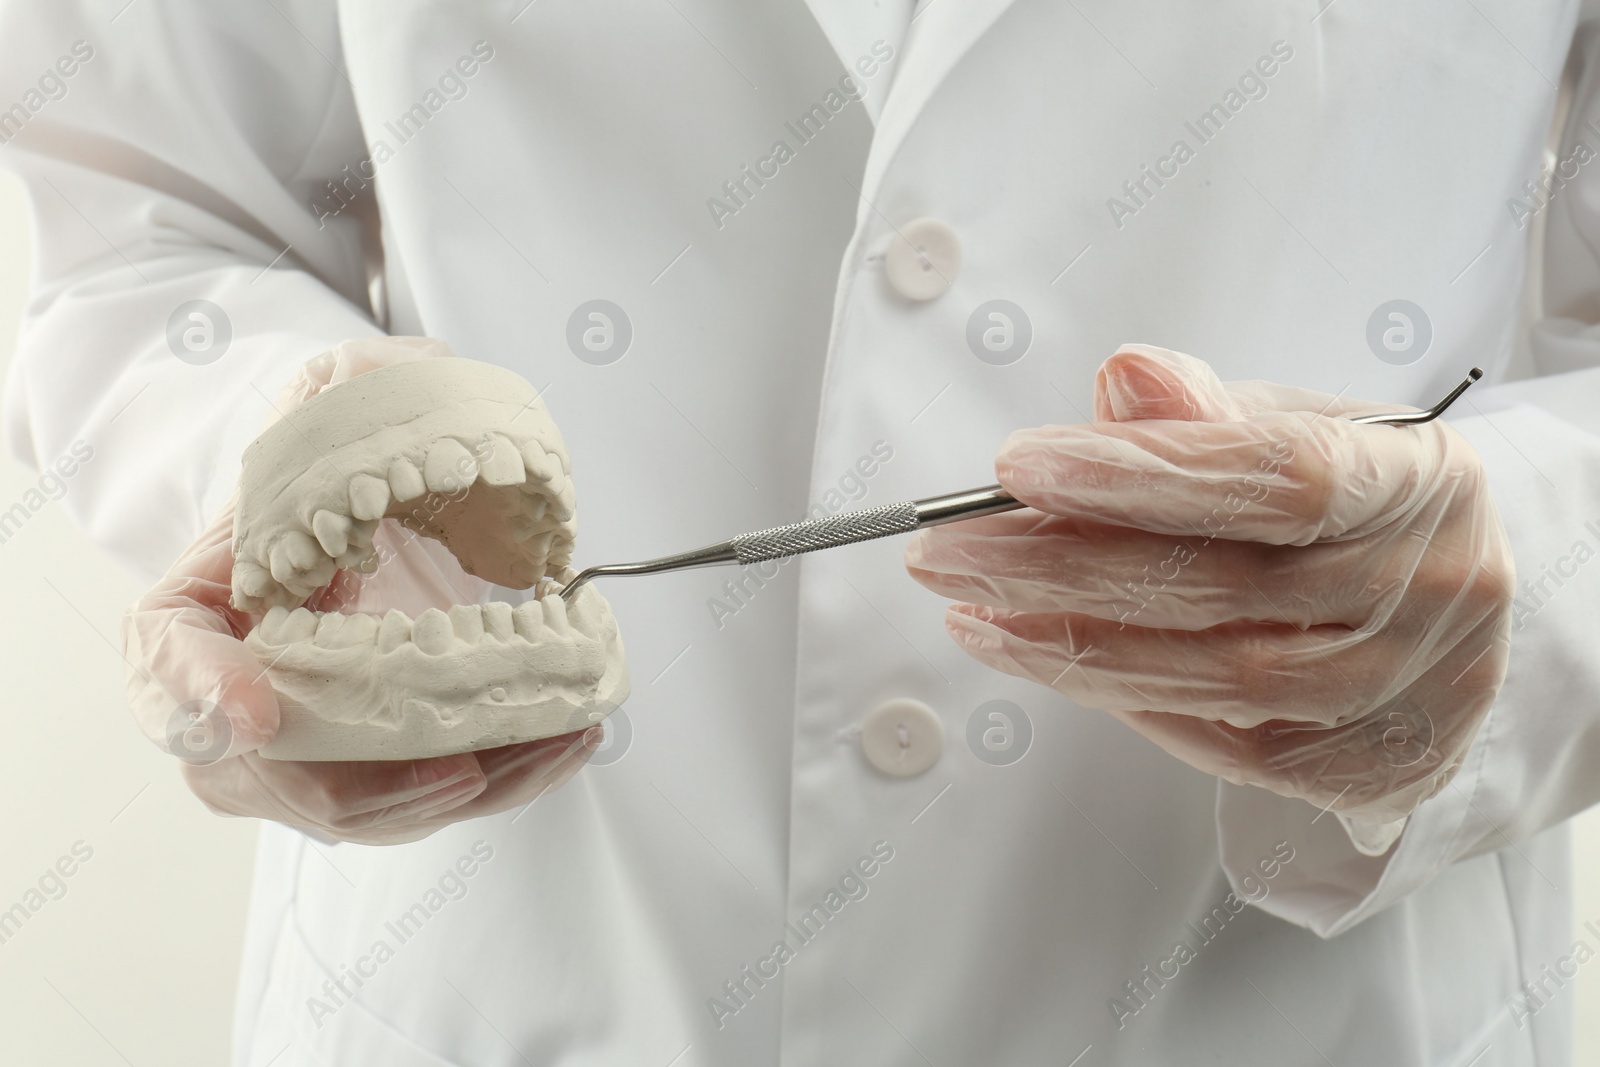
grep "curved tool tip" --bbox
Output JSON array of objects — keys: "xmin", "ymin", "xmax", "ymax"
[{"xmin": 1469, "ymin": 367, "xmax": 1483, "ymax": 381}]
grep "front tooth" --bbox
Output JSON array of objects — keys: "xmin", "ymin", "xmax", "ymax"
[
  {"xmin": 518, "ymin": 440, "xmax": 553, "ymax": 482},
  {"xmin": 413, "ymin": 608, "xmax": 453, "ymax": 654},
  {"xmin": 348, "ymin": 475, "xmax": 391, "ymax": 522},
  {"xmin": 282, "ymin": 531, "xmax": 322, "ymax": 570},
  {"xmin": 541, "ymin": 595, "xmax": 573, "ymax": 637},
  {"xmin": 549, "ymin": 484, "xmax": 576, "ymax": 523},
  {"xmin": 478, "ymin": 435, "xmax": 526, "ymax": 487},
  {"xmin": 377, "ymin": 609, "xmax": 411, "ymax": 652},
  {"xmin": 512, "ymin": 601, "xmax": 545, "ymax": 641},
  {"xmin": 483, "ymin": 601, "xmax": 516, "ymax": 641},
  {"xmin": 313, "ymin": 614, "xmax": 347, "ymax": 647},
  {"xmin": 448, "ymin": 604, "xmax": 484, "ymax": 643},
  {"xmin": 425, "ymin": 439, "xmax": 479, "ymax": 493},
  {"xmin": 388, "ymin": 457, "xmax": 427, "ymax": 502},
  {"xmin": 269, "ymin": 540, "xmax": 300, "ymax": 584},
  {"xmin": 256, "ymin": 605, "xmax": 290, "ymax": 643},
  {"xmin": 312, "ymin": 510, "xmax": 352, "ymax": 556},
  {"xmin": 237, "ymin": 561, "xmax": 273, "ymax": 598},
  {"xmin": 282, "ymin": 607, "xmax": 318, "ymax": 642},
  {"xmin": 525, "ymin": 495, "xmax": 547, "ymax": 522}
]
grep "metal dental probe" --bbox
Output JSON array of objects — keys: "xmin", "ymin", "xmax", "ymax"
[{"xmin": 558, "ymin": 368, "xmax": 1484, "ymax": 601}]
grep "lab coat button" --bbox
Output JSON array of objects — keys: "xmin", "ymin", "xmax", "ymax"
[
  {"xmin": 885, "ymin": 217, "xmax": 961, "ymax": 301},
  {"xmin": 861, "ymin": 698, "xmax": 943, "ymax": 777}
]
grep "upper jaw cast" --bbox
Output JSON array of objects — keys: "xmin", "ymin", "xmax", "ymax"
[{"xmin": 231, "ymin": 357, "xmax": 577, "ymax": 614}]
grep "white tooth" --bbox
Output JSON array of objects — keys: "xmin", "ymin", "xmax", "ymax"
[
  {"xmin": 424, "ymin": 439, "xmax": 478, "ymax": 494},
  {"xmin": 282, "ymin": 607, "xmax": 318, "ymax": 642},
  {"xmin": 377, "ymin": 609, "xmax": 411, "ymax": 652},
  {"xmin": 348, "ymin": 475, "xmax": 391, "ymax": 522},
  {"xmin": 256, "ymin": 605, "xmax": 290, "ymax": 642},
  {"xmin": 549, "ymin": 484, "xmax": 576, "ymax": 523},
  {"xmin": 313, "ymin": 613, "xmax": 347, "ymax": 648},
  {"xmin": 312, "ymin": 510, "xmax": 352, "ymax": 556},
  {"xmin": 548, "ymin": 539, "xmax": 574, "ymax": 568},
  {"xmin": 269, "ymin": 540, "xmax": 299, "ymax": 584},
  {"xmin": 340, "ymin": 613, "xmax": 378, "ymax": 645},
  {"xmin": 509, "ymin": 515, "xmax": 538, "ymax": 542},
  {"xmin": 525, "ymin": 495, "xmax": 547, "ymax": 522},
  {"xmin": 483, "ymin": 601, "xmax": 516, "ymax": 641},
  {"xmin": 300, "ymin": 556, "xmax": 337, "ymax": 590},
  {"xmin": 478, "ymin": 435, "xmax": 526, "ymax": 487},
  {"xmin": 512, "ymin": 601, "xmax": 545, "ymax": 641},
  {"xmin": 283, "ymin": 531, "xmax": 322, "ymax": 571},
  {"xmin": 448, "ymin": 604, "xmax": 485, "ymax": 642},
  {"xmin": 413, "ymin": 608, "xmax": 453, "ymax": 654},
  {"xmin": 541, "ymin": 595, "xmax": 573, "ymax": 637},
  {"xmin": 388, "ymin": 457, "xmax": 427, "ymax": 502},
  {"xmin": 237, "ymin": 561, "xmax": 273, "ymax": 598},
  {"xmin": 518, "ymin": 440, "xmax": 553, "ymax": 481}
]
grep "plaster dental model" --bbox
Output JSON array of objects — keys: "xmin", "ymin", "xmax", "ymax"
[{"xmin": 230, "ymin": 356, "xmax": 628, "ymax": 761}]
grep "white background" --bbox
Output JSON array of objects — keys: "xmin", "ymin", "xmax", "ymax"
[{"xmin": 0, "ymin": 171, "xmax": 1596, "ymax": 1063}]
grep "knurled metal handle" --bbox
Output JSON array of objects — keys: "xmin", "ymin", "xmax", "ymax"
[{"xmin": 729, "ymin": 502, "xmax": 922, "ymax": 564}]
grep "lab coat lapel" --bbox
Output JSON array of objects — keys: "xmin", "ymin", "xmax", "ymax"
[{"xmin": 857, "ymin": 0, "xmax": 1022, "ymax": 203}]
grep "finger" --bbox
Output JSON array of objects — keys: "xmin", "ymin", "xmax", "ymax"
[
  {"xmin": 905, "ymin": 510, "xmax": 1386, "ymax": 629},
  {"xmin": 943, "ymin": 603, "xmax": 1392, "ymax": 728},
  {"xmin": 441, "ymin": 728, "xmax": 600, "ymax": 821},
  {"xmin": 1095, "ymin": 345, "xmax": 1245, "ymax": 423},
  {"xmin": 1094, "ymin": 345, "xmax": 1415, "ymax": 424},
  {"xmin": 124, "ymin": 505, "xmax": 279, "ymax": 756},
  {"xmin": 183, "ymin": 750, "xmax": 488, "ymax": 835},
  {"xmin": 998, "ymin": 408, "xmax": 1455, "ymax": 546}
]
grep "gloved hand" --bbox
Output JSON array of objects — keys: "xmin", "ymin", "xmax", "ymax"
[
  {"xmin": 121, "ymin": 338, "xmax": 599, "ymax": 845},
  {"xmin": 905, "ymin": 345, "xmax": 1516, "ymax": 855}
]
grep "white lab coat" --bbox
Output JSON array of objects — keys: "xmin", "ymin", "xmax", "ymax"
[{"xmin": 4, "ymin": 1, "xmax": 1600, "ymax": 1063}]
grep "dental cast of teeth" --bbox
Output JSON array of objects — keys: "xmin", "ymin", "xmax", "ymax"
[{"xmin": 230, "ymin": 353, "xmax": 629, "ymax": 761}]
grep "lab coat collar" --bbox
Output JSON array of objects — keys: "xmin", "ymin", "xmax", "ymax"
[{"xmin": 857, "ymin": 0, "xmax": 1022, "ymax": 210}]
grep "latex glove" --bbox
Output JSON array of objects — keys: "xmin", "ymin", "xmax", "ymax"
[
  {"xmin": 905, "ymin": 345, "xmax": 1516, "ymax": 855},
  {"xmin": 121, "ymin": 338, "xmax": 599, "ymax": 845}
]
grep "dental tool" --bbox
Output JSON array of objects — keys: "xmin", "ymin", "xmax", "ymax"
[{"xmin": 559, "ymin": 368, "xmax": 1483, "ymax": 601}]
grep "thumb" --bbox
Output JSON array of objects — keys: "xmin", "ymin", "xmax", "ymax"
[
  {"xmin": 124, "ymin": 503, "xmax": 279, "ymax": 761},
  {"xmin": 1094, "ymin": 344, "xmax": 1244, "ymax": 423}
]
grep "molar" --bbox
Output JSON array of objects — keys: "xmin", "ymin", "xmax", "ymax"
[
  {"xmin": 512, "ymin": 601, "xmax": 546, "ymax": 642},
  {"xmin": 483, "ymin": 601, "xmax": 516, "ymax": 641}
]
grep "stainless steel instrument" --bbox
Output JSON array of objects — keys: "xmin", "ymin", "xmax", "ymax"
[{"xmin": 558, "ymin": 368, "xmax": 1483, "ymax": 601}]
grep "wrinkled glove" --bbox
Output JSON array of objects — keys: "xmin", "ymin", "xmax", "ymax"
[
  {"xmin": 906, "ymin": 345, "xmax": 1515, "ymax": 855},
  {"xmin": 122, "ymin": 338, "xmax": 598, "ymax": 845}
]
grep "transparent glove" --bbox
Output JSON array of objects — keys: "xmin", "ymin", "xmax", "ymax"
[
  {"xmin": 905, "ymin": 345, "xmax": 1515, "ymax": 855},
  {"xmin": 121, "ymin": 338, "xmax": 598, "ymax": 845}
]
